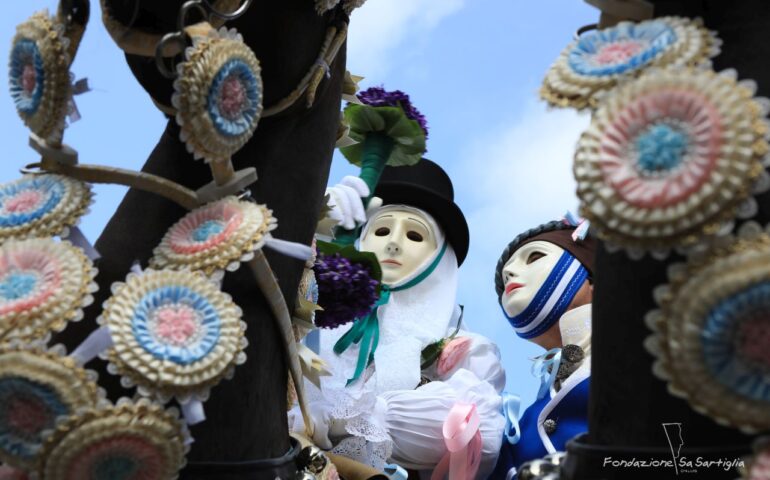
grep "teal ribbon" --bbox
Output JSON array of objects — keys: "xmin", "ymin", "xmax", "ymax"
[
  {"xmin": 503, "ymin": 392, "xmax": 522, "ymax": 445},
  {"xmin": 532, "ymin": 347, "xmax": 562, "ymax": 400},
  {"xmin": 333, "ymin": 242, "xmax": 448, "ymax": 385}
]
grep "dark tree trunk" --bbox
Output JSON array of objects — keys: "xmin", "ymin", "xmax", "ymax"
[
  {"xmin": 567, "ymin": 1, "xmax": 770, "ymax": 478},
  {"xmin": 53, "ymin": 1, "xmax": 346, "ymax": 477}
]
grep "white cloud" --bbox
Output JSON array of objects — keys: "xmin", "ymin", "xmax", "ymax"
[
  {"xmin": 457, "ymin": 102, "xmax": 591, "ymax": 259},
  {"xmin": 453, "ymin": 102, "xmax": 591, "ymax": 398},
  {"xmin": 346, "ymin": 0, "xmax": 465, "ymax": 77}
]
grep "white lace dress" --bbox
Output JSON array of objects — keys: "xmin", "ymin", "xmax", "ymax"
[{"xmin": 290, "ymin": 328, "xmax": 506, "ymax": 478}]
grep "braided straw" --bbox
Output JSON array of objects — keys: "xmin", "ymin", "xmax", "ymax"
[
  {"xmin": 39, "ymin": 398, "xmax": 188, "ymax": 479},
  {"xmin": 151, "ymin": 197, "xmax": 276, "ymax": 277},
  {"xmin": 0, "ymin": 345, "xmax": 101, "ymax": 471},
  {"xmin": 172, "ymin": 27, "xmax": 263, "ymax": 164},
  {"xmin": 10, "ymin": 11, "xmax": 72, "ymax": 144},
  {"xmin": 0, "ymin": 238, "xmax": 98, "ymax": 342},
  {"xmin": 646, "ymin": 227, "xmax": 770, "ymax": 432},
  {"xmin": 0, "ymin": 174, "xmax": 92, "ymax": 244},
  {"xmin": 541, "ymin": 16, "xmax": 719, "ymax": 110},
  {"xmin": 575, "ymin": 68, "xmax": 770, "ymax": 256},
  {"xmin": 101, "ymin": 269, "xmax": 247, "ymax": 404}
]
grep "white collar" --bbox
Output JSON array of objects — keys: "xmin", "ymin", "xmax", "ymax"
[{"xmin": 559, "ymin": 303, "xmax": 592, "ymax": 358}]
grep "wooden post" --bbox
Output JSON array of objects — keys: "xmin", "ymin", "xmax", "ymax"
[{"xmin": 564, "ymin": 1, "xmax": 769, "ymax": 478}]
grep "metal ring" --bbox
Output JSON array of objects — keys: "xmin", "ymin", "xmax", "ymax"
[
  {"xmin": 178, "ymin": 0, "xmax": 209, "ymax": 30},
  {"xmin": 155, "ymin": 32, "xmax": 188, "ymax": 79},
  {"xmin": 574, "ymin": 23, "xmax": 598, "ymax": 40},
  {"xmin": 203, "ymin": 0, "xmax": 254, "ymax": 21},
  {"xmin": 20, "ymin": 163, "xmax": 44, "ymax": 175}
]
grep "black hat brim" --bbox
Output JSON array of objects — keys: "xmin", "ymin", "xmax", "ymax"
[{"xmin": 374, "ymin": 182, "xmax": 470, "ymax": 266}]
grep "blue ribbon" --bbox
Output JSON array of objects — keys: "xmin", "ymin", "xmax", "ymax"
[
  {"xmin": 503, "ymin": 393, "xmax": 522, "ymax": 445},
  {"xmin": 532, "ymin": 348, "xmax": 562, "ymax": 400},
  {"xmin": 383, "ymin": 463, "xmax": 408, "ymax": 480}
]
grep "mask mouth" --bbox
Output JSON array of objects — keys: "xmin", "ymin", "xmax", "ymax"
[
  {"xmin": 381, "ymin": 259, "xmax": 402, "ymax": 266},
  {"xmin": 505, "ymin": 282, "xmax": 524, "ymax": 295}
]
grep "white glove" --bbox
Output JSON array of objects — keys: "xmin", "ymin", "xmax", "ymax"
[{"xmin": 325, "ymin": 176, "xmax": 370, "ymax": 230}]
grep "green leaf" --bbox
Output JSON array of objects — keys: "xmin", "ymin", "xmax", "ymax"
[
  {"xmin": 420, "ymin": 338, "xmax": 447, "ymax": 370},
  {"xmin": 340, "ymin": 104, "xmax": 426, "ymax": 167}
]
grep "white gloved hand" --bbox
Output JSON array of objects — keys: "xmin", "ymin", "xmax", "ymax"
[{"xmin": 325, "ymin": 176, "xmax": 370, "ymax": 230}]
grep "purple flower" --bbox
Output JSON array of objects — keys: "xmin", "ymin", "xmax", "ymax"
[
  {"xmin": 314, "ymin": 252, "xmax": 380, "ymax": 329},
  {"xmin": 357, "ymin": 86, "xmax": 429, "ymax": 138}
]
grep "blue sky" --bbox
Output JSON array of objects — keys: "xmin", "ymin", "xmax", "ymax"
[{"xmin": 1, "ymin": 1, "xmax": 596, "ymax": 406}]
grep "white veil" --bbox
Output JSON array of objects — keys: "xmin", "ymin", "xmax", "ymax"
[{"xmin": 320, "ymin": 204, "xmax": 460, "ymax": 393}]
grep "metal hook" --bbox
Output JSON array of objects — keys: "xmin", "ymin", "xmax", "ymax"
[
  {"xmin": 202, "ymin": 0, "xmax": 254, "ymax": 21},
  {"xmin": 155, "ymin": 32, "xmax": 188, "ymax": 79},
  {"xmin": 574, "ymin": 23, "xmax": 599, "ymax": 40}
]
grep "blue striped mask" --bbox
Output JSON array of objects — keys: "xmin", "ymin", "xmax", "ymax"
[{"xmin": 502, "ymin": 250, "xmax": 588, "ymax": 339}]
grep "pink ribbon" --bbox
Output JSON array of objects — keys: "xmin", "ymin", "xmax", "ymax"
[
  {"xmin": 431, "ymin": 403, "xmax": 483, "ymax": 480},
  {"xmin": 563, "ymin": 211, "xmax": 590, "ymax": 242}
]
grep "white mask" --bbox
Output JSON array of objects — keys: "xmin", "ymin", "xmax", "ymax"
[
  {"xmin": 360, "ymin": 209, "xmax": 438, "ymax": 285},
  {"xmin": 500, "ymin": 240, "xmax": 565, "ymax": 318}
]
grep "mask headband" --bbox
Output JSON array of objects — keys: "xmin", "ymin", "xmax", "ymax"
[{"xmin": 503, "ymin": 250, "xmax": 588, "ymax": 339}]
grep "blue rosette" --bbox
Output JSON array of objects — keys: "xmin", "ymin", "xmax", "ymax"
[
  {"xmin": 9, "ymin": 11, "xmax": 72, "ymax": 141},
  {"xmin": 172, "ymin": 27, "xmax": 263, "ymax": 164},
  {"xmin": 0, "ymin": 346, "xmax": 101, "ymax": 471},
  {"xmin": 541, "ymin": 16, "xmax": 720, "ymax": 110},
  {"xmin": 100, "ymin": 269, "xmax": 247, "ymax": 405},
  {"xmin": 645, "ymin": 227, "xmax": 770, "ymax": 433}
]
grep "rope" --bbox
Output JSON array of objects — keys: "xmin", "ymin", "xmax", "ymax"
[{"xmin": 262, "ymin": 22, "xmax": 348, "ymax": 117}]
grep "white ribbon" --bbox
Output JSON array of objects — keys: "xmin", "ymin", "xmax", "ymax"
[
  {"xmin": 62, "ymin": 226, "xmax": 100, "ymax": 261},
  {"xmin": 70, "ymin": 326, "xmax": 114, "ymax": 365},
  {"xmin": 181, "ymin": 399, "xmax": 206, "ymax": 425},
  {"xmin": 264, "ymin": 237, "xmax": 313, "ymax": 261},
  {"xmin": 130, "ymin": 261, "xmax": 143, "ymax": 275}
]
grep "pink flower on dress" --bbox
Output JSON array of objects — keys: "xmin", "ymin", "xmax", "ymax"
[
  {"xmin": 437, "ymin": 337, "xmax": 472, "ymax": 377},
  {"xmin": 0, "ymin": 466, "xmax": 28, "ymax": 480}
]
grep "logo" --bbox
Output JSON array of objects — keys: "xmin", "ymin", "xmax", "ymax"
[
  {"xmin": 600, "ymin": 423, "xmax": 745, "ymax": 477},
  {"xmin": 662, "ymin": 423, "xmax": 684, "ymax": 475}
]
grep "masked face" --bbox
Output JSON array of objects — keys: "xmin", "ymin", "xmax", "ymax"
[
  {"xmin": 500, "ymin": 240, "xmax": 565, "ymax": 318},
  {"xmin": 360, "ymin": 209, "xmax": 439, "ymax": 285}
]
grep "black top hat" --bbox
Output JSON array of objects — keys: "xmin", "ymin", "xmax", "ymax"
[{"xmin": 373, "ymin": 159, "xmax": 470, "ymax": 266}]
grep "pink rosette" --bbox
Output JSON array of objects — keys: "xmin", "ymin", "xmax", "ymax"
[
  {"xmin": 151, "ymin": 196, "xmax": 276, "ymax": 277},
  {"xmin": 575, "ymin": 68, "xmax": 770, "ymax": 256},
  {"xmin": 436, "ymin": 337, "xmax": 472, "ymax": 377},
  {"xmin": 0, "ymin": 174, "xmax": 93, "ymax": 244},
  {"xmin": 0, "ymin": 238, "xmax": 97, "ymax": 341}
]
